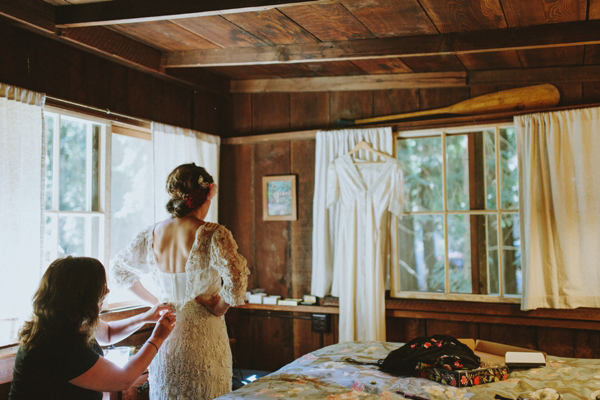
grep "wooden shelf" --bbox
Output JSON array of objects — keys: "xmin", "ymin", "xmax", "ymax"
[{"xmin": 236, "ymin": 303, "xmax": 339, "ymax": 314}]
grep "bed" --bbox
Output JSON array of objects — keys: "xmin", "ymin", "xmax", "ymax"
[{"xmin": 217, "ymin": 341, "xmax": 600, "ymax": 399}]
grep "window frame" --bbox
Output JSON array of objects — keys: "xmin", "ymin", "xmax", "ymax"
[
  {"xmin": 390, "ymin": 122, "xmax": 521, "ymax": 304},
  {"xmin": 43, "ymin": 108, "xmax": 110, "ymax": 267},
  {"xmin": 43, "ymin": 107, "xmax": 153, "ymax": 311}
]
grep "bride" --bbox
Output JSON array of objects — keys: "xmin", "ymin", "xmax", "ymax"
[{"xmin": 111, "ymin": 163, "xmax": 250, "ymax": 399}]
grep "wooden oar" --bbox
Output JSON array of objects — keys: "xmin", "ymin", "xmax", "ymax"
[{"xmin": 337, "ymin": 84, "xmax": 560, "ymax": 127}]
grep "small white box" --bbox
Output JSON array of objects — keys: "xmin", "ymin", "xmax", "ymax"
[
  {"xmin": 263, "ymin": 295, "xmax": 281, "ymax": 305},
  {"xmin": 278, "ymin": 298, "xmax": 301, "ymax": 306},
  {"xmin": 248, "ymin": 293, "xmax": 267, "ymax": 304}
]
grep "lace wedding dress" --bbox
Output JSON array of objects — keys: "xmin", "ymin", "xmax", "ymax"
[{"xmin": 111, "ymin": 222, "xmax": 249, "ymax": 400}]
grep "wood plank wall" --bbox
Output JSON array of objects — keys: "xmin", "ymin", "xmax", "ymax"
[
  {"xmin": 0, "ymin": 22, "xmax": 227, "ymax": 134},
  {"xmin": 221, "ymin": 84, "xmax": 600, "ymax": 372}
]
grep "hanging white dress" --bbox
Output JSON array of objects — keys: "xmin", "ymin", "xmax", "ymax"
[
  {"xmin": 111, "ymin": 222, "xmax": 249, "ymax": 400},
  {"xmin": 327, "ymin": 154, "xmax": 404, "ymax": 342}
]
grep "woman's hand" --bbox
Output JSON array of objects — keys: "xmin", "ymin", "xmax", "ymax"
[
  {"xmin": 149, "ymin": 310, "xmax": 176, "ymax": 344},
  {"xmin": 142, "ymin": 303, "xmax": 174, "ymax": 323}
]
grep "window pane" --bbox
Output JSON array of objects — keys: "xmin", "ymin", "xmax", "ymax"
[
  {"xmin": 59, "ymin": 119, "xmax": 88, "ymax": 211},
  {"xmin": 43, "ymin": 214, "xmax": 58, "ymax": 267},
  {"xmin": 503, "ymin": 213, "xmax": 522, "ymax": 295},
  {"xmin": 398, "ymin": 214, "xmax": 445, "ymax": 292},
  {"xmin": 107, "ymin": 133, "xmax": 154, "ymax": 307},
  {"xmin": 45, "ymin": 115, "xmax": 55, "ymax": 210},
  {"xmin": 397, "ymin": 137, "xmax": 443, "ymax": 212},
  {"xmin": 58, "ymin": 216, "xmax": 85, "ymax": 256},
  {"xmin": 446, "ymin": 134, "xmax": 469, "ymax": 211},
  {"xmin": 501, "ymin": 127, "xmax": 519, "ymax": 210},
  {"xmin": 448, "ymin": 214, "xmax": 472, "ymax": 293},
  {"xmin": 487, "ymin": 214, "xmax": 499, "ymax": 295},
  {"xmin": 484, "ymin": 130, "xmax": 497, "ymax": 210},
  {"xmin": 109, "ymin": 134, "xmax": 154, "ymax": 260}
]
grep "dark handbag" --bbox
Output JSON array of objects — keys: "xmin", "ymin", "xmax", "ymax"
[
  {"xmin": 379, "ymin": 334, "xmax": 481, "ymax": 376},
  {"xmin": 346, "ymin": 334, "xmax": 481, "ymax": 377}
]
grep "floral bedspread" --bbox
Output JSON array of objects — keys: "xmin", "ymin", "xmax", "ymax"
[{"xmin": 217, "ymin": 341, "xmax": 600, "ymax": 400}]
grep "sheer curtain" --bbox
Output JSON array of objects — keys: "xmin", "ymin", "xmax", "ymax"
[
  {"xmin": 311, "ymin": 127, "xmax": 393, "ymax": 296},
  {"xmin": 516, "ymin": 107, "xmax": 600, "ymax": 311},
  {"xmin": 0, "ymin": 83, "xmax": 45, "ymax": 342},
  {"xmin": 152, "ymin": 123, "xmax": 221, "ymax": 223}
]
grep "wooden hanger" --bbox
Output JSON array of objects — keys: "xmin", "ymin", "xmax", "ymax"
[{"xmin": 347, "ymin": 140, "xmax": 395, "ymax": 164}]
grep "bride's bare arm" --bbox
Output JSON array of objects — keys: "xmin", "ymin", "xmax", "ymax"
[
  {"xmin": 128, "ymin": 281, "xmax": 160, "ymax": 305},
  {"xmin": 195, "ymin": 294, "xmax": 230, "ymax": 317}
]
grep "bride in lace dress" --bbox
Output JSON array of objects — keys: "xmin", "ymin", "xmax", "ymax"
[{"xmin": 110, "ymin": 163, "xmax": 250, "ymax": 399}]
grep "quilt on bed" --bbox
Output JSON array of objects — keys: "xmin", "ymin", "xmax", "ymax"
[{"xmin": 218, "ymin": 341, "xmax": 600, "ymax": 400}]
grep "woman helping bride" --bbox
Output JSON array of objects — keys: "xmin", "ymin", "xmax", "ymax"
[{"xmin": 111, "ymin": 163, "xmax": 250, "ymax": 399}]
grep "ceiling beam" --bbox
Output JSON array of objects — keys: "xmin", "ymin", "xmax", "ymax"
[
  {"xmin": 0, "ymin": 0, "xmax": 55, "ymax": 33},
  {"xmin": 469, "ymin": 65, "xmax": 600, "ymax": 85},
  {"xmin": 55, "ymin": 0, "xmax": 335, "ymax": 28},
  {"xmin": 230, "ymin": 65, "xmax": 600, "ymax": 93},
  {"xmin": 165, "ymin": 20, "xmax": 600, "ymax": 68},
  {"xmin": 231, "ymin": 72, "xmax": 467, "ymax": 92}
]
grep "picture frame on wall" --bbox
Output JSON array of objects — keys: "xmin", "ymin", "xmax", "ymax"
[{"xmin": 262, "ymin": 175, "xmax": 297, "ymax": 221}]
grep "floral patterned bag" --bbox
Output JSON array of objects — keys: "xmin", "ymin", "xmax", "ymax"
[{"xmin": 373, "ymin": 335, "xmax": 481, "ymax": 377}]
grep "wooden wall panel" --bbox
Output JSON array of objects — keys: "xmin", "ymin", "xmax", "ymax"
[
  {"xmin": 292, "ymin": 317, "xmax": 322, "ymax": 360},
  {"xmin": 219, "ymin": 144, "xmax": 254, "ymax": 280},
  {"xmin": 230, "ymin": 93, "xmax": 253, "ymax": 137},
  {"xmin": 583, "ymin": 82, "xmax": 600, "ymax": 103},
  {"xmin": 537, "ymin": 328, "xmax": 575, "ymax": 357},
  {"xmin": 373, "ymin": 89, "xmax": 420, "ymax": 117},
  {"xmin": 290, "ymin": 140, "xmax": 315, "ymax": 298},
  {"xmin": 478, "ymin": 323, "xmax": 537, "ymax": 351},
  {"xmin": 419, "ymin": 87, "xmax": 471, "ymax": 110},
  {"xmin": 573, "ymin": 331, "xmax": 600, "ymax": 359},
  {"xmin": 329, "ymin": 90, "xmax": 373, "ymax": 124},
  {"xmin": 193, "ymin": 90, "xmax": 228, "ymax": 134},
  {"xmin": 290, "ymin": 92, "xmax": 330, "ymax": 130},
  {"xmin": 253, "ymin": 141, "xmax": 292, "ymax": 296},
  {"xmin": 425, "ymin": 320, "xmax": 478, "ymax": 339},
  {"xmin": 0, "ymin": 22, "xmax": 222, "ymax": 133},
  {"xmin": 386, "ymin": 317, "xmax": 426, "ymax": 344},
  {"xmin": 252, "ymin": 93, "xmax": 290, "ymax": 134}
]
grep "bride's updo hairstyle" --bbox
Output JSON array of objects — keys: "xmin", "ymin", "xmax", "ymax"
[{"xmin": 166, "ymin": 163, "xmax": 216, "ymax": 218}]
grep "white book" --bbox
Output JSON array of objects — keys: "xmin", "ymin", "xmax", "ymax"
[
  {"xmin": 263, "ymin": 295, "xmax": 281, "ymax": 305},
  {"xmin": 248, "ymin": 293, "xmax": 267, "ymax": 304},
  {"xmin": 278, "ymin": 298, "xmax": 301, "ymax": 306},
  {"xmin": 505, "ymin": 351, "xmax": 546, "ymax": 368}
]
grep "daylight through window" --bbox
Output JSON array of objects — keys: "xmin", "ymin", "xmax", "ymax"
[{"xmin": 391, "ymin": 124, "xmax": 521, "ymax": 302}]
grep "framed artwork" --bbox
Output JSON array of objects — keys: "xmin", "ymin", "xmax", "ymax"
[{"xmin": 262, "ymin": 175, "xmax": 297, "ymax": 221}]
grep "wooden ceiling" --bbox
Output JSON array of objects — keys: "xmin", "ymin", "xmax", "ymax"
[{"xmin": 3, "ymin": 0, "xmax": 600, "ymax": 93}]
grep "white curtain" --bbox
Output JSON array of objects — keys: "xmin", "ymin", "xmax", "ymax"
[
  {"xmin": 311, "ymin": 127, "xmax": 393, "ymax": 298},
  {"xmin": 152, "ymin": 123, "xmax": 220, "ymax": 223},
  {"xmin": 0, "ymin": 84, "xmax": 45, "ymax": 329},
  {"xmin": 516, "ymin": 107, "xmax": 600, "ymax": 311}
]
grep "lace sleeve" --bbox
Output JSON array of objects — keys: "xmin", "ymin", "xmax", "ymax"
[
  {"xmin": 110, "ymin": 226, "xmax": 153, "ymax": 289},
  {"xmin": 210, "ymin": 225, "xmax": 249, "ymax": 306}
]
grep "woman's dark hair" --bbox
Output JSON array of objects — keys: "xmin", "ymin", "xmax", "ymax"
[
  {"xmin": 18, "ymin": 257, "xmax": 107, "ymax": 349},
  {"xmin": 166, "ymin": 163, "xmax": 214, "ymax": 218}
]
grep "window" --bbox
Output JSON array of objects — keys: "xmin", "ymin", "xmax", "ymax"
[
  {"xmin": 44, "ymin": 111, "xmax": 155, "ymax": 309},
  {"xmin": 391, "ymin": 124, "xmax": 521, "ymax": 302},
  {"xmin": 106, "ymin": 129, "xmax": 157, "ymax": 308},
  {"xmin": 43, "ymin": 111, "xmax": 107, "ymax": 267}
]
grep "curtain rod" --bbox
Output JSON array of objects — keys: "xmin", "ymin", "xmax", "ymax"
[{"xmin": 45, "ymin": 96, "xmax": 151, "ymax": 126}]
